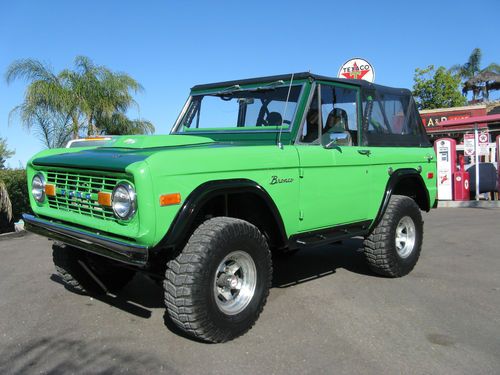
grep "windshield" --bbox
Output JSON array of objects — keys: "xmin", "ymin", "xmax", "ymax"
[{"xmin": 174, "ymin": 84, "xmax": 303, "ymax": 133}]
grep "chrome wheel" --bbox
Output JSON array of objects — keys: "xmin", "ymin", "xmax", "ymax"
[
  {"xmin": 214, "ymin": 251, "xmax": 257, "ymax": 315},
  {"xmin": 395, "ymin": 216, "xmax": 416, "ymax": 258}
]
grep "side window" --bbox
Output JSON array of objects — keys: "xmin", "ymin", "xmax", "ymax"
[
  {"xmin": 300, "ymin": 84, "xmax": 359, "ymax": 145},
  {"xmin": 361, "ymin": 91, "xmax": 430, "ymax": 147},
  {"xmin": 366, "ymin": 99, "xmax": 389, "ymax": 133},
  {"xmin": 319, "ymin": 84, "xmax": 358, "ymax": 146}
]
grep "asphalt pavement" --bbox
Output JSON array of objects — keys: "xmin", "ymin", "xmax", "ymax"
[{"xmin": 1, "ymin": 208, "xmax": 499, "ymax": 375}]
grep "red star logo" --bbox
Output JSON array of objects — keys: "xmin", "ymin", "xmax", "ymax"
[{"xmin": 341, "ymin": 62, "xmax": 369, "ymax": 80}]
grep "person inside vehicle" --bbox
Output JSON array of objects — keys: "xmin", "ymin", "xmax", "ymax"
[
  {"xmin": 321, "ymin": 108, "xmax": 352, "ymax": 146},
  {"xmin": 302, "ymin": 108, "xmax": 320, "ymax": 143}
]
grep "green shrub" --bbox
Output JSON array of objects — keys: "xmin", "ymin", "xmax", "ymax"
[{"xmin": 0, "ymin": 169, "xmax": 31, "ymax": 224}]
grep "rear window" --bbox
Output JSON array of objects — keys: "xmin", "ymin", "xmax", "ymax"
[{"xmin": 361, "ymin": 90, "xmax": 430, "ymax": 147}]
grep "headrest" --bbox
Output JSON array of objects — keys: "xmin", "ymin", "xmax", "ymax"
[
  {"xmin": 325, "ymin": 108, "xmax": 348, "ymax": 131},
  {"xmin": 267, "ymin": 112, "xmax": 283, "ymax": 126}
]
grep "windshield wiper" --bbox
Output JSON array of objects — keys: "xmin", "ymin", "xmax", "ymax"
[
  {"xmin": 212, "ymin": 84, "xmax": 242, "ymax": 97},
  {"xmin": 247, "ymin": 80, "xmax": 285, "ymax": 93},
  {"xmin": 213, "ymin": 79, "xmax": 287, "ymax": 96}
]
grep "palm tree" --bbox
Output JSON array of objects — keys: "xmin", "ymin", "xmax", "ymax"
[
  {"xmin": 60, "ymin": 56, "xmax": 146, "ymax": 136},
  {"xmin": 96, "ymin": 113, "xmax": 155, "ymax": 135},
  {"xmin": 5, "ymin": 59, "xmax": 74, "ymax": 148},
  {"xmin": 5, "ymin": 56, "xmax": 154, "ymax": 148},
  {"xmin": 450, "ymin": 48, "xmax": 500, "ymax": 101}
]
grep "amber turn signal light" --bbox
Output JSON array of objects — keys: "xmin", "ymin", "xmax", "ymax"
[
  {"xmin": 160, "ymin": 193, "xmax": 181, "ymax": 206},
  {"xmin": 98, "ymin": 192, "xmax": 112, "ymax": 206},
  {"xmin": 45, "ymin": 184, "xmax": 56, "ymax": 197}
]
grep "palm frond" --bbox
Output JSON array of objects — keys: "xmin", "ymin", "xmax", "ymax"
[
  {"xmin": 482, "ymin": 63, "xmax": 500, "ymax": 75},
  {"xmin": 5, "ymin": 59, "xmax": 56, "ymax": 84}
]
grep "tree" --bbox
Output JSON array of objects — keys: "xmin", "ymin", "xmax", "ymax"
[
  {"xmin": 412, "ymin": 65, "xmax": 467, "ymax": 110},
  {"xmin": 450, "ymin": 48, "xmax": 500, "ymax": 101},
  {"xmin": 0, "ymin": 138, "xmax": 15, "ymax": 169},
  {"xmin": 97, "ymin": 113, "xmax": 155, "ymax": 135},
  {"xmin": 0, "ymin": 180, "xmax": 13, "ymax": 228},
  {"xmin": 5, "ymin": 56, "xmax": 154, "ymax": 148}
]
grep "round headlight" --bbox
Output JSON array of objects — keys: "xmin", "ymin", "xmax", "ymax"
[
  {"xmin": 112, "ymin": 183, "xmax": 136, "ymax": 220},
  {"xmin": 32, "ymin": 173, "xmax": 46, "ymax": 203}
]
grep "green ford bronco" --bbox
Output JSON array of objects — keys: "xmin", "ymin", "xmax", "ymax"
[{"xmin": 24, "ymin": 72, "xmax": 437, "ymax": 342}]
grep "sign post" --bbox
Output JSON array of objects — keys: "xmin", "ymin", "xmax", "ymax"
[
  {"xmin": 474, "ymin": 124, "xmax": 480, "ymax": 201},
  {"xmin": 497, "ymin": 135, "xmax": 500, "ymax": 200}
]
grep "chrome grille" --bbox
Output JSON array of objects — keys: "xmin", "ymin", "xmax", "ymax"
[{"xmin": 46, "ymin": 170, "xmax": 122, "ymax": 221}]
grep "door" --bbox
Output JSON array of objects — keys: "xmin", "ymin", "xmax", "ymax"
[{"xmin": 295, "ymin": 82, "xmax": 372, "ymax": 232}]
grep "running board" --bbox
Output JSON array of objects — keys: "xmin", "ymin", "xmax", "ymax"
[{"xmin": 289, "ymin": 220, "xmax": 372, "ymax": 248}]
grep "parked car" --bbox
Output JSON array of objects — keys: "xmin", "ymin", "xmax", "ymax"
[
  {"xmin": 66, "ymin": 136, "xmax": 115, "ymax": 148},
  {"xmin": 24, "ymin": 72, "xmax": 437, "ymax": 342}
]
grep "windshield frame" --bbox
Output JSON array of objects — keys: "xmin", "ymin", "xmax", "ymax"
[{"xmin": 170, "ymin": 81, "xmax": 306, "ymax": 135}]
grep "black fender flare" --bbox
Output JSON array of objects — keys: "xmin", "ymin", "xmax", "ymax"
[
  {"xmin": 155, "ymin": 179, "xmax": 288, "ymax": 251},
  {"xmin": 370, "ymin": 168, "xmax": 430, "ymax": 231}
]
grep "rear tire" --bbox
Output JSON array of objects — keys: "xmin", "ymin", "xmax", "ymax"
[
  {"xmin": 164, "ymin": 217, "xmax": 272, "ymax": 343},
  {"xmin": 52, "ymin": 243, "xmax": 135, "ymax": 294},
  {"xmin": 363, "ymin": 195, "xmax": 423, "ymax": 277}
]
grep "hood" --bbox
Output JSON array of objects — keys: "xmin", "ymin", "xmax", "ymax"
[
  {"xmin": 31, "ymin": 135, "xmax": 216, "ymax": 172},
  {"xmin": 107, "ymin": 135, "xmax": 214, "ymax": 149}
]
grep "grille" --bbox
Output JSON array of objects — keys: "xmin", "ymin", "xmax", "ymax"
[{"xmin": 46, "ymin": 170, "xmax": 124, "ymax": 221}]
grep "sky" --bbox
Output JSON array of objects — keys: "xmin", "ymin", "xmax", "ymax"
[{"xmin": 1, "ymin": 0, "xmax": 499, "ymax": 167}]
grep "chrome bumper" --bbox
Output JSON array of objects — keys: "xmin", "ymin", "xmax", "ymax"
[{"xmin": 22, "ymin": 214, "xmax": 148, "ymax": 266}]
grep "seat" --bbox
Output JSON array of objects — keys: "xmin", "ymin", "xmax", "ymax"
[
  {"xmin": 266, "ymin": 112, "xmax": 283, "ymax": 126},
  {"xmin": 322, "ymin": 108, "xmax": 352, "ymax": 146}
]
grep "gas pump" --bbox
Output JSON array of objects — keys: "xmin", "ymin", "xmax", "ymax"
[
  {"xmin": 453, "ymin": 155, "xmax": 470, "ymax": 201},
  {"xmin": 434, "ymin": 138, "xmax": 456, "ymax": 200}
]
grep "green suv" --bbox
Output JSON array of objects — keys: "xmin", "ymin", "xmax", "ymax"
[{"xmin": 24, "ymin": 72, "xmax": 437, "ymax": 342}]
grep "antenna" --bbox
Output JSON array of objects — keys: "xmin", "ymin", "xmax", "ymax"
[{"xmin": 277, "ymin": 73, "xmax": 294, "ymax": 149}]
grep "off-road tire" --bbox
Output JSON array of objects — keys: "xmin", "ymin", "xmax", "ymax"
[
  {"xmin": 52, "ymin": 242, "xmax": 135, "ymax": 294},
  {"xmin": 363, "ymin": 195, "xmax": 423, "ymax": 277},
  {"xmin": 164, "ymin": 217, "xmax": 272, "ymax": 343}
]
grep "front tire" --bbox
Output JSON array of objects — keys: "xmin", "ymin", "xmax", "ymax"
[
  {"xmin": 363, "ymin": 195, "xmax": 423, "ymax": 277},
  {"xmin": 164, "ymin": 217, "xmax": 272, "ymax": 343}
]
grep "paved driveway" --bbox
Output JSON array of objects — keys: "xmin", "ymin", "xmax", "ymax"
[{"xmin": 1, "ymin": 208, "xmax": 499, "ymax": 374}]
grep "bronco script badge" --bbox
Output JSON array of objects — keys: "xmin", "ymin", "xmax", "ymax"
[{"xmin": 270, "ymin": 175, "xmax": 294, "ymax": 185}]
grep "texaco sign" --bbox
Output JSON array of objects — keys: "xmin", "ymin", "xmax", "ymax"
[{"xmin": 337, "ymin": 58, "xmax": 375, "ymax": 83}]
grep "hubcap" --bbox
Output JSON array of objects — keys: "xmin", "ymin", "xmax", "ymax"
[
  {"xmin": 395, "ymin": 216, "xmax": 416, "ymax": 258},
  {"xmin": 213, "ymin": 251, "xmax": 257, "ymax": 315}
]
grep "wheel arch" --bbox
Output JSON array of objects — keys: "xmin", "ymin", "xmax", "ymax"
[
  {"xmin": 155, "ymin": 179, "xmax": 288, "ymax": 252},
  {"xmin": 371, "ymin": 168, "xmax": 430, "ymax": 230}
]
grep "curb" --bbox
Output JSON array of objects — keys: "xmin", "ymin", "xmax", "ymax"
[
  {"xmin": 0, "ymin": 230, "xmax": 29, "ymax": 241},
  {"xmin": 437, "ymin": 201, "xmax": 500, "ymax": 208}
]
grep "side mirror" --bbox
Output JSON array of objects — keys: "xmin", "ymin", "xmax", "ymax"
[{"xmin": 324, "ymin": 132, "xmax": 349, "ymax": 149}]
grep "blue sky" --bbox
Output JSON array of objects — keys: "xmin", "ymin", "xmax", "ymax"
[{"xmin": 1, "ymin": 0, "xmax": 499, "ymax": 167}]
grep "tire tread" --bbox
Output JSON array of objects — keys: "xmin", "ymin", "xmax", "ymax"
[{"xmin": 164, "ymin": 217, "xmax": 272, "ymax": 343}]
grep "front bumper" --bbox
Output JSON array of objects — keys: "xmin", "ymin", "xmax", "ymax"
[{"xmin": 22, "ymin": 214, "xmax": 148, "ymax": 266}]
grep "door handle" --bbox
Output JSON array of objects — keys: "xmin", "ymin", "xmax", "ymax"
[{"xmin": 358, "ymin": 149, "xmax": 371, "ymax": 156}]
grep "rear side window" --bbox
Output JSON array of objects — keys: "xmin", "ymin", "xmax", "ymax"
[{"xmin": 361, "ymin": 90, "xmax": 429, "ymax": 147}]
